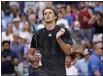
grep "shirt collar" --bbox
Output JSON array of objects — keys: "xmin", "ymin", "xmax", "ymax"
[
  {"xmin": 93, "ymin": 52, "xmax": 101, "ymax": 60},
  {"xmin": 82, "ymin": 58, "xmax": 87, "ymax": 63},
  {"xmin": 11, "ymin": 42, "xmax": 20, "ymax": 47}
]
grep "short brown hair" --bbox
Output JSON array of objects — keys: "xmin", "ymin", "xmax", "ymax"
[
  {"xmin": 42, "ymin": 7, "xmax": 58, "ymax": 22},
  {"xmin": 92, "ymin": 41, "xmax": 103, "ymax": 49}
]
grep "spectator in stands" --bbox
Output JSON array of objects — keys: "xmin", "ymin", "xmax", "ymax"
[
  {"xmin": 75, "ymin": 49, "xmax": 91, "ymax": 75},
  {"xmin": 92, "ymin": 12, "xmax": 103, "ymax": 42},
  {"xmin": 20, "ymin": 21, "xmax": 33, "ymax": 48},
  {"xmin": 71, "ymin": 4, "xmax": 78, "ymax": 21},
  {"xmin": 70, "ymin": 51, "xmax": 84, "ymax": 65},
  {"xmin": 10, "ymin": 32, "xmax": 24, "ymax": 76},
  {"xmin": 2, "ymin": 19, "xmax": 7, "ymax": 32},
  {"xmin": 25, "ymin": 8, "xmax": 34, "ymax": 17},
  {"xmin": 45, "ymin": 1, "xmax": 53, "ymax": 7},
  {"xmin": 2, "ymin": 5, "xmax": 13, "ymax": 24},
  {"xmin": 94, "ymin": 2, "xmax": 103, "ymax": 14},
  {"xmin": 20, "ymin": 34, "xmax": 30, "ymax": 75},
  {"xmin": 1, "ymin": 40, "xmax": 18, "ymax": 76},
  {"xmin": 78, "ymin": 2, "xmax": 94, "ymax": 44},
  {"xmin": 88, "ymin": 41, "xmax": 103, "ymax": 76},
  {"xmin": 24, "ymin": 1, "xmax": 37, "ymax": 13},
  {"xmin": 19, "ymin": 13, "xmax": 27, "ymax": 31},
  {"xmin": 56, "ymin": 10, "xmax": 71, "ymax": 31},
  {"xmin": 36, "ymin": 2, "xmax": 46, "ymax": 23},
  {"xmin": 28, "ymin": 14, "xmax": 37, "ymax": 32},
  {"xmin": 2, "ymin": 23, "xmax": 13, "ymax": 42},
  {"xmin": 61, "ymin": 6, "xmax": 73, "ymax": 26},
  {"xmin": 1, "ymin": 1, "xmax": 9, "ymax": 12},
  {"xmin": 12, "ymin": 17, "xmax": 21, "ymax": 33},
  {"xmin": 65, "ymin": 55, "xmax": 78, "ymax": 76},
  {"xmin": 29, "ymin": 61, "xmax": 39, "ymax": 76},
  {"xmin": 66, "ymin": 5, "xmax": 74, "ymax": 26},
  {"xmin": 9, "ymin": 1, "xmax": 21, "ymax": 18}
]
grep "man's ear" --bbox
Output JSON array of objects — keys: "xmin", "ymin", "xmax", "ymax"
[{"xmin": 55, "ymin": 16, "xmax": 57, "ymax": 20}]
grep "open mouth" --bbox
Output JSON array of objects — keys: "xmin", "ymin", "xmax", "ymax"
[{"xmin": 47, "ymin": 16, "xmax": 50, "ymax": 20}]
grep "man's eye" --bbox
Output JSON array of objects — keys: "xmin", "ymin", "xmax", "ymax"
[
  {"xmin": 44, "ymin": 13, "xmax": 47, "ymax": 15},
  {"xmin": 49, "ymin": 12, "xmax": 52, "ymax": 14}
]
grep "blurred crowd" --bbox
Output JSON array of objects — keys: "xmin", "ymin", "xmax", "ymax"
[{"xmin": 1, "ymin": 1, "xmax": 103, "ymax": 76}]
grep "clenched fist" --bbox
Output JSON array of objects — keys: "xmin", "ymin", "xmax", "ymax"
[{"xmin": 56, "ymin": 28, "xmax": 65, "ymax": 40}]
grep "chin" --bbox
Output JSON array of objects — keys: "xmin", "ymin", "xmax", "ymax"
[{"xmin": 46, "ymin": 21, "xmax": 52, "ymax": 23}]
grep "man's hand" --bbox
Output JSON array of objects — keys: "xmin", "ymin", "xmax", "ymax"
[
  {"xmin": 34, "ymin": 53, "xmax": 42, "ymax": 62},
  {"xmin": 5, "ymin": 56, "xmax": 12, "ymax": 61},
  {"xmin": 83, "ymin": 16, "xmax": 88, "ymax": 23},
  {"xmin": 56, "ymin": 28, "xmax": 65, "ymax": 40}
]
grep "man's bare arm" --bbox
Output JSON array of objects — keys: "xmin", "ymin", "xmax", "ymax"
[
  {"xmin": 57, "ymin": 38, "xmax": 71, "ymax": 55},
  {"xmin": 56, "ymin": 28, "xmax": 71, "ymax": 55},
  {"xmin": 88, "ymin": 9, "xmax": 95, "ymax": 25},
  {"xmin": 28, "ymin": 48, "xmax": 36, "ymax": 63}
]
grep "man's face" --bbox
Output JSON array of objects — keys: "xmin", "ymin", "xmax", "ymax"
[
  {"xmin": 85, "ymin": 54, "xmax": 90, "ymax": 59},
  {"xmin": 80, "ymin": 2, "xmax": 85, "ymax": 9},
  {"xmin": 65, "ymin": 56, "xmax": 72, "ymax": 64},
  {"xmin": 3, "ymin": 43, "xmax": 10, "ymax": 51},
  {"xmin": 14, "ymin": 21, "xmax": 19, "ymax": 27},
  {"xmin": 13, "ymin": 35, "xmax": 19, "ymax": 43},
  {"xmin": 58, "ymin": 12, "xmax": 63, "ymax": 19},
  {"xmin": 33, "ymin": 61, "xmax": 39, "ymax": 70},
  {"xmin": 43, "ymin": 9, "xmax": 57, "ymax": 23},
  {"xmin": 96, "ymin": 14, "xmax": 101, "ymax": 20},
  {"xmin": 7, "ymin": 23, "xmax": 12, "ymax": 31},
  {"xmin": 96, "ymin": 43, "xmax": 103, "ymax": 56}
]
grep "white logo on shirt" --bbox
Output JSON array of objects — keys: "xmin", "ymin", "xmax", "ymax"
[{"xmin": 48, "ymin": 33, "xmax": 52, "ymax": 36}]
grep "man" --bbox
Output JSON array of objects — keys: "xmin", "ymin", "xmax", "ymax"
[
  {"xmin": 88, "ymin": 41, "xmax": 103, "ymax": 76},
  {"xmin": 28, "ymin": 7, "xmax": 73, "ymax": 76},
  {"xmin": 10, "ymin": 32, "xmax": 24, "ymax": 76},
  {"xmin": 78, "ymin": 2, "xmax": 94, "ymax": 44},
  {"xmin": 29, "ymin": 61, "xmax": 39, "ymax": 76},
  {"xmin": 12, "ymin": 18, "xmax": 21, "ymax": 33},
  {"xmin": 1, "ymin": 40, "xmax": 18, "ymax": 76},
  {"xmin": 65, "ymin": 55, "xmax": 78, "ymax": 76},
  {"xmin": 75, "ymin": 48, "xmax": 91, "ymax": 75}
]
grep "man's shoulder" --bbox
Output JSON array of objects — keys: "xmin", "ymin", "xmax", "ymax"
[
  {"xmin": 78, "ymin": 58, "xmax": 85, "ymax": 63},
  {"xmin": 89, "ymin": 54, "xmax": 99, "ymax": 62},
  {"xmin": 35, "ymin": 28, "xmax": 46, "ymax": 35},
  {"xmin": 9, "ymin": 50, "xmax": 16, "ymax": 54}
]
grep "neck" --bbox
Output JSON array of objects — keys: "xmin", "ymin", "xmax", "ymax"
[
  {"xmin": 7, "ymin": 31, "xmax": 12, "ymax": 35},
  {"xmin": 81, "ymin": 8, "xmax": 86, "ymax": 11},
  {"xmin": 85, "ymin": 57, "xmax": 89, "ymax": 62},
  {"xmin": 13, "ymin": 41, "xmax": 18, "ymax": 45},
  {"xmin": 34, "ymin": 69, "xmax": 39, "ymax": 72},
  {"xmin": 66, "ymin": 64, "xmax": 71, "ymax": 68},
  {"xmin": 24, "ymin": 29, "xmax": 29, "ymax": 32},
  {"xmin": 67, "ymin": 12, "xmax": 71, "ymax": 15},
  {"xmin": 45, "ymin": 21, "xmax": 56, "ymax": 30},
  {"xmin": 95, "ymin": 51, "xmax": 100, "ymax": 56},
  {"xmin": 15, "ymin": 26, "xmax": 19, "ymax": 28}
]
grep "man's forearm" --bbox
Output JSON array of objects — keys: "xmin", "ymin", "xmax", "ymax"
[
  {"xmin": 28, "ymin": 53, "xmax": 35, "ymax": 63},
  {"xmin": 57, "ymin": 38, "xmax": 71, "ymax": 55},
  {"xmin": 27, "ymin": 48, "xmax": 36, "ymax": 63}
]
